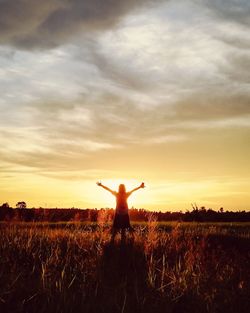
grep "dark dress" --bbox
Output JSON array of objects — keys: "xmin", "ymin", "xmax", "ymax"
[{"xmin": 112, "ymin": 191, "xmax": 132, "ymax": 229}]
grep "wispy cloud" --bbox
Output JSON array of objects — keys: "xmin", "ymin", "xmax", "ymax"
[{"xmin": 0, "ymin": 0, "xmax": 162, "ymax": 49}]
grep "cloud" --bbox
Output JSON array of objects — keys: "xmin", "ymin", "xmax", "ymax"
[
  {"xmin": 203, "ymin": 0, "xmax": 250, "ymax": 26},
  {"xmin": 218, "ymin": 51, "xmax": 250, "ymax": 84},
  {"xmin": 38, "ymin": 169, "xmax": 124, "ymax": 181},
  {"xmin": 0, "ymin": 124, "xmax": 119, "ymax": 172},
  {"xmin": 1, "ymin": 0, "xmax": 250, "ymax": 183},
  {"xmin": 1, "ymin": 0, "xmax": 250, "ymax": 111},
  {"xmin": 1, "ymin": 82, "xmax": 249, "ymax": 176},
  {"xmin": 0, "ymin": 0, "xmax": 161, "ymax": 49},
  {"xmin": 172, "ymin": 91, "xmax": 250, "ymax": 121},
  {"xmin": 213, "ymin": 23, "xmax": 250, "ymax": 51}
]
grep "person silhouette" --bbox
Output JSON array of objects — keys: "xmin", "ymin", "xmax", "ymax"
[{"xmin": 96, "ymin": 182, "xmax": 145, "ymax": 242}]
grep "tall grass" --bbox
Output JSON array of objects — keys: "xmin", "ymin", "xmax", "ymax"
[{"xmin": 0, "ymin": 221, "xmax": 249, "ymax": 313}]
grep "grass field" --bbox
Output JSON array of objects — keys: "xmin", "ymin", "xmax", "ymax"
[{"xmin": 0, "ymin": 220, "xmax": 250, "ymax": 313}]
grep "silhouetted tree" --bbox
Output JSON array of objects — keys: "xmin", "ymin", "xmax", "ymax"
[
  {"xmin": 16, "ymin": 201, "xmax": 27, "ymax": 209},
  {"xmin": 1, "ymin": 202, "xmax": 10, "ymax": 208}
]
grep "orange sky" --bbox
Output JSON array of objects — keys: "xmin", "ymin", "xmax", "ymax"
[{"xmin": 0, "ymin": 0, "xmax": 250, "ymax": 211}]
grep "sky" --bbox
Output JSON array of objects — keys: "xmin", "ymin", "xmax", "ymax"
[{"xmin": 0, "ymin": 0, "xmax": 250, "ymax": 211}]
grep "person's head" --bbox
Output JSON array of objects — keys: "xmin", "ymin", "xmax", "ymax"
[{"xmin": 118, "ymin": 184, "xmax": 126, "ymax": 193}]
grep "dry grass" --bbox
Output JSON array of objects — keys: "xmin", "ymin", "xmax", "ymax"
[{"xmin": 0, "ymin": 221, "xmax": 250, "ymax": 313}]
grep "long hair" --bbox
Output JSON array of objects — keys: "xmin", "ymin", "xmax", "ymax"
[{"xmin": 118, "ymin": 184, "xmax": 126, "ymax": 193}]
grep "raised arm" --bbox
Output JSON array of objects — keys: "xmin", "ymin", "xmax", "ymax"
[
  {"xmin": 127, "ymin": 182, "xmax": 145, "ymax": 196},
  {"xmin": 96, "ymin": 182, "xmax": 116, "ymax": 195}
]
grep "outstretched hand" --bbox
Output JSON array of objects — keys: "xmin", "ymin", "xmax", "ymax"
[{"xmin": 140, "ymin": 182, "xmax": 145, "ymax": 188}]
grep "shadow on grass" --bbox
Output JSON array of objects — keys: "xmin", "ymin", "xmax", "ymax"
[{"xmin": 94, "ymin": 239, "xmax": 148, "ymax": 313}]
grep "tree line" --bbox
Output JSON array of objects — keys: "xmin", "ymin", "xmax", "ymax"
[{"xmin": 0, "ymin": 203, "xmax": 250, "ymax": 222}]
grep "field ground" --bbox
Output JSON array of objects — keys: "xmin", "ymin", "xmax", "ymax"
[{"xmin": 0, "ymin": 221, "xmax": 250, "ymax": 313}]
